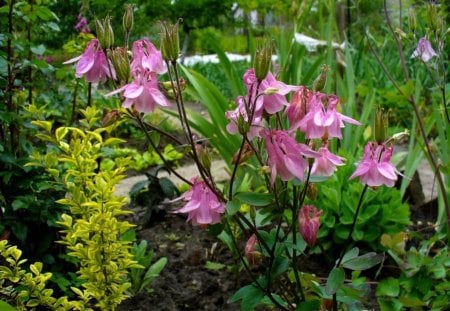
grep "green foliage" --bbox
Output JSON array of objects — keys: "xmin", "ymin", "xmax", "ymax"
[
  {"xmin": 315, "ymin": 161, "xmax": 410, "ymax": 251},
  {"xmin": 127, "ymin": 240, "xmax": 167, "ymax": 296},
  {"xmin": 378, "ymin": 233, "xmax": 450, "ymax": 310},
  {"xmin": 27, "ymin": 106, "xmax": 140, "ymax": 310}
]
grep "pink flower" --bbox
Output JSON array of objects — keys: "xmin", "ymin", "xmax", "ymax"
[
  {"xmin": 298, "ymin": 205, "xmax": 323, "ymax": 247},
  {"xmin": 106, "ymin": 71, "xmax": 170, "ymax": 113},
  {"xmin": 262, "ymin": 129, "xmax": 318, "ymax": 185},
  {"xmin": 244, "ymin": 234, "xmax": 261, "ymax": 265},
  {"xmin": 225, "ymin": 96, "xmax": 263, "ymax": 140},
  {"xmin": 311, "ymin": 146, "xmax": 345, "ymax": 176},
  {"xmin": 350, "ymin": 142, "xmax": 399, "ymax": 187},
  {"xmin": 243, "ymin": 69, "xmax": 298, "ymax": 115},
  {"xmin": 63, "ymin": 39, "xmax": 115, "ymax": 83},
  {"xmin": 285, "ymin": 86, "xmax": 314, "ymax": 126},
  {"xmin": 296, "ymin": 93, "xmax": 360, "ymax": 139},
  {"xmin": 173, "ymin": 178, "xmax": 225, "ymax": 226},
  {"xmin": 131, "ymin": 39, "xmax": 166, "ymax": 75},
  {"xmin": 411, "ymin": 37, "xmax": 437, "ymax": 62}
]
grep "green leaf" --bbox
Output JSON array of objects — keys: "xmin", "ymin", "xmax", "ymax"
[
  {"xmin": 31, "ymin": 44, "xmax": 46, "ymax": 55},
  {"xmin": 296, "ymin": 300, "xmax": 321, "ymax": 311},
  {"xmin": 398, "ymin": 296, "xmax": 427, "ymax": 307},
  {"xmin": 234, "ymin": 192, "xmax": 272, "ymax": 206},
  {"xmin": 325, "ymin": 267, "xmax": 345, "ymax": 295},
  {"xmin": 0, "ymin": 300, "xmax": 17, "ymax": 311},
  {"xmin": 376, "ymin": 277, "xmax": 399, "ymax": 297},
  {"xmin": 55, "ymin": 127, "xmax": 68, "ymax": 141},
  {"xmin": 226, "ymin": 200, "xmax": 241, "ymax": 216},
  {"xmin": 229, "ymin": 283, "xmax": 265, "ymax": 311},
  {"xmin": 204, "ymin": 261, "xmax": 226, "ymax": 270},
  {"xmin": 341, "ymin": 247, "xmax": 359, "ymax": 264},
  {"xmin": 31, "ymin": 120, "xmax": 52, "ymax": 132},
  {"xmin": 342, "ymin": 252, "xmax": 384, "ymax": 271},
  {"xmin": 140, "ymin": 257, "xmax": 167, "ymax": 292}
]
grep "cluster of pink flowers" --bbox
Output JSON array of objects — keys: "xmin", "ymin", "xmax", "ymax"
[{"xmin": 75, "ymin": 14, "xmax": 90, "ymax": 33}]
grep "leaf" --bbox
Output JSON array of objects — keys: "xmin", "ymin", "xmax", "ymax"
[
  {"xmin": 398, "ymin": 296, "xmax": 427, "ymax": 307},
  {"xmin": 0, "ymin": 300, "xmax": 17, "ymax": 311},
  {"xmin": 229, "ymin": 283, "xmax": 265, "ymax": 311},
  {"xmin": 376, "ymin": 277, "xmax": 400, "ymax": 297},
  {"xmin": 341, "ymin": 247, "xmax": 359, "ymax": 264},
  {"xmin": 31, "ymin": 120, "xmax": 52, "ymax": 132},
  {"xmin": 31, "ymin": 44, "xmax": 46, "ymax": 55},
  {"xmin": 226, "ymin": 200, "xmax": 241, "ymax": 216},
  {"xmin": 296, "ymin": 300, "xmax": 321, "ymax": 311},
  {"xmin": 204, "ymin": 261, "xmax": 226, "ymax": 270},
  {"xmin": 325, "ymin": 267, "xmax": 345, "ymax": 295},
  {"xmin": 235, "ymin": 192, "xmax": 272, "ymax": 206},
  {"xmin": 55, "ymin": 127, "xmax": 68, "ymax": 141},
  {"xmin": 140, "ymin": 257, "xmax": 167, "ymax": 292},
  {"xmin": 342, "ymin": 252, "xmax": 384, "ymax": 271}
]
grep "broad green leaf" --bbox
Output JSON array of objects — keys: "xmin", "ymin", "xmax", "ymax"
[
  {"xmin": 341, "ymin": 247, "xmax": 359, "ymax": 264},
  {"xmin": 325, "ymin": 267, "xmax": 345, "ymax": 295},
  {"xmin": 398, "ymin": 296, "xmax": 426, "ymax": 307},
  {"xmin": 31, "ymin": 120, "xmax": 52, "ymax": 132},
  {"xmin": 376, "ymin": 277, "xmax": 399, "ymax": 297},
  {"xmin": 234, "ymin": 192, "xmax": 272, "ymax": 206},
  {"xmin": 226, "ymin": 200, "xmax": 240, "ymax": 216},
  {"xmin": 55, "ymin": 127, "xmax": 68, "ymax": 141},
  {"xmin": 342, "ymin": 252, "xmax": 384, "ymax": 271},
  {"xmin": 296, "ymin": 300, "xmax": 321, "ymax": 311},
  {"xmin": 0, "ymin": 300, "xmax": 18, "ymax": 311},
  {"xmin": 229, "ymin": 283, "xmax": 265, "ymax": 311}
]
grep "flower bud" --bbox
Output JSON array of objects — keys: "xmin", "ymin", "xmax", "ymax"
[
  {"xmin": 306, "ymin": 183, "xmax": 318, "ymax": 201},
  {"xmin": 102, "ymin": 109, "xmax": 121, "ymax": 127},
  {"xmin": 195, "ymin": 142, "xmax": 212, "ymax": 172},
  {"xmin": 237, "ymin": 114, "xmax": 250, "ymax": 136},
  {"xmin": 374, "ymin": 107, "xmax": 388, "ymax": 144},
  {"xmin": 161, "ymin": 21, "xmax": 180, "ymax": 62},
  {"xmin": 110, "ymin": 47, "xmax": 130, "ymax": 82},
  {"xmin": 408, "ymin": 8, "xmax": 417, "ymax": 33},
  {"xmin": 313, "ymin": 65, "xmax": 328, "ymax": 92},
  {"xmin": 245, "ymin": 234, "xmax": 261, "ymax": 265},
  {"xmin": 96, "ymin": 16, "xmax": 114, "ymax": 49},
  {"xmin": 123, "ymin": 4, "xmax": 134, "ymax": 34},
  {"xmin": 298, "ymin": 205, "xmax": 323, "ymax": 247},
  {"xmin": 426, "ymin": 4, "xmax": 438, "ymax": 33},
  {"xmin": 254, "ymin": 40, "xmax": 272, "ymax": 81}
]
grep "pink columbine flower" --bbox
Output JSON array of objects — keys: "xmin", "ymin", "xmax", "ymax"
[
  {"xmin": 411, "ymin": 37, "xmax": 437, "ymax": 62},
  {"xmin": 173, "ymin": 178, "xmax": 225, "ymax": 226},
  {"xmin": 243, "ymin": 69, "xmax": 298, "ymax": 115},
  {"xmin": 311, "ymin": 146, "xmax": 345, "ymax": 177},
  {"xmin": 131, "ymin": 39, "xmax": 166, "ymax": 75},
  {"xmin": 295, "ymin": 92, "xmax": 360, "ymax": 139},
  {"xmin": 285, "ymin": 86, "xmax": 314, "ymax": 126},
  {"xmin": 298, "ymin": 205, "xmax": 323, "ymax": 247},
  {"xmin": 226, "ymin": 96, "xmax": 263, "ymax": 140},
  {"xmin": 75, "ymin": 14, "xmax": 90, "ymax": 33},
  {"xmin": 262, "ymin": 129, "xmax": 319, "ymax": 185},
  {"xmin": 106, "ymin": 70, "xmax": 170, "ymax": 113},
  {"xmin": 350, "ymin": 142, "xmax": 399, "ymax": 187},
  {"xmin": 63, "ymin": 38, "xmax": 115, "ymax": 83},
  {"xmin": 244, "ymin": 234, "xmax": 261, "ymax": 265}
]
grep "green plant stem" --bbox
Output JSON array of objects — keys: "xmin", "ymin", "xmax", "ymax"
[
  {"xmin": 87, "ymin": 82, "xmax": 92, "ymax": 107},
  {"xmin": 381, "ymin": 0, "xmax": 450, "ymax": 234},
  {"xmin": 291, "ymin": 185, "xmax": 305, "ymax": 303},
  {"xmin": 228, "ymin": 138, "xmax": 246, "ymax": 199},
  {"xmin": 135, "ymin": 114, "xmax": 192, "ymax": 186},
  {"xmin": 332, "ymin": 184, "xmax": 368, "ymax": 311}
]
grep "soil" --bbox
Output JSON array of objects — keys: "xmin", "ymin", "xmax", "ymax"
[{"xmin": 117, "ymin": 212, "xmax": 245, "ymax": 311}]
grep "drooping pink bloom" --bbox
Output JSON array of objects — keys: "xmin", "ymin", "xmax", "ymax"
[
  {"xmin": 311, "ymin": 146, "xmax": 345, "ymax": 176},
  {"xmin": 296, "ymin": 93, "xmax": 360, "ymax": 139},
  {"xmin": 106, "ymin": 70, "xmax": 170, "ymax": 113},
  {"xmin": 225, "ymin": 96, "xmax": 263, "ymax": 140},
  {"xmin": 131, "ymin": 39, "xmax": 166, "ymax": 75},
  {"xmin": 243, "ymin": 69, "xmax": 298, "ymax": 115},
  {"xmin": 285, "ymin": 86, "xmax": 314, "ymax": 127},
  {"xmin": 262, "ymin": 129, "xmax": 319, "ymax": 185},
  {"xmin": 411, "ymin": 37, "xmax": 437, "ymax": 62},
  {"xmin": 350, "ymin": 142, "xmax": 399, "ymax": 187},
  {"xmin": 244, "ymin": 234, "xmax": 261, "ymax": 265},
  {"xmin": 298, "ymin": 205, "xmax": 323, "ymax": 247},
  {"xmin": 173, "ymin": 178, "xmax": 225, "ymax": 226},
  {"xmin": 63, "ymin": 38, "xmax": 115, "ymax": 83}
]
